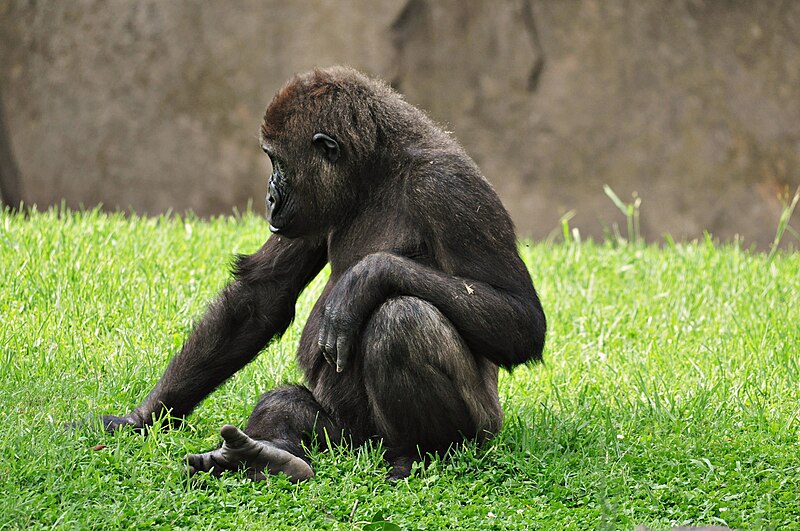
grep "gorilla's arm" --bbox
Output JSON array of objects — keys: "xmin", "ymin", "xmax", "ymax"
[
  {"xmin": 102, "ymin": 235, "xmax": 327, "ymax": 431},
  {"xmin": 319, "ymin": 159, "xmax": 545, "ymax": 373},
  {"xmin": 318, "ymin": 251, "xmax": 545, "ymax": 372}
]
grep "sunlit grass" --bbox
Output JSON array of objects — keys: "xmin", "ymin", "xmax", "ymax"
[{"xmin": 1, "ymin": 208, "xmax": 798, "ymax": 529}]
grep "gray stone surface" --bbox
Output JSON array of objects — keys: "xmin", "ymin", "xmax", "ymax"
[{"xmin": 2, "ymin": 0, "xmax": 798, "ymax": 247}]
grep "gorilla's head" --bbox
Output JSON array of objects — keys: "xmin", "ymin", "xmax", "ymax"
[{"xmin": 259, "ymin": 67, "xmax": 385, "ymax": 238}]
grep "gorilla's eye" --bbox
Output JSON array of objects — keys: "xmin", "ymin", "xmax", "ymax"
[{"xmin": 313, "ymin": 133, "xmax": 340, "ymax": 162}]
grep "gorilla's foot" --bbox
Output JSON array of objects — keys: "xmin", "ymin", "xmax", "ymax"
[
  {"xmin": 386, "ymin": 455, "xmax": 415, "ymax": 481},
  {"xmin": 185, "ymin": 424, "xmax": 314, "ymax": 483}
]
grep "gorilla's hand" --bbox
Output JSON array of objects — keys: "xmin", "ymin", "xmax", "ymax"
[
  {"xmin": 318, "ymin": 253, "xmax": 389, "ymax": 372},
  {"xmin": 100, "ymin": 414, "xmax": 143, "ymax": 432},
  {"xmin": 67, "ymin": 413, "xmax": 143, "ymax": 433}
]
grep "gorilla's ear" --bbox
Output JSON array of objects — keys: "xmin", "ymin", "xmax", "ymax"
[{"xmin": 313, "ymin": 133, "xmax": 340, "ymax": 162}]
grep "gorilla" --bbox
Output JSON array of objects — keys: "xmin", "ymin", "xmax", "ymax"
[{"xmin": 98, "ymin": 66, "xmax": 546, "ymax": 481}]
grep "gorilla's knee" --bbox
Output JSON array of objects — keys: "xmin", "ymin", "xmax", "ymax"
[
  {"xmin": 362, "ymin": 296, "xmax": 461, "ymax": 364},
  {"xmin": 360, "ymin": 297, "xmax": 501, "ymax": 452}
]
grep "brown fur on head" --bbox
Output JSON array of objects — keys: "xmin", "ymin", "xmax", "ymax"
[{"xmin": 261, "ymin": 66, "xmax": 380, "ymax": 165}]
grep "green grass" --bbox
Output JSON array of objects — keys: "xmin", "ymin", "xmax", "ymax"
[{"xmin": 1, "ymin": 208, "xmax": 798, "ymax": 530}]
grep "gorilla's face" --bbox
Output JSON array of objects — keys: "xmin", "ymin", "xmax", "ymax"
[
  {"xmin": 260, "ymin": 132, "xmax": 342, "ymax": 239},
  {"xmin": 262, "ymin": 147, "xmax": 293, "ymax": 235},
  {"xmin": 259, "ymin": 71, "xmax": 372, "ymax": 240}
]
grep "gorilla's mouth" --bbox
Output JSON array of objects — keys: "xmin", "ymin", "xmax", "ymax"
[{"xmin": 267, "ymin": 179, "xmax": 283, "ymax": 232}]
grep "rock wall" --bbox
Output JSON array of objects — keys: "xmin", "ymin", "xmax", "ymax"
[{"xmin": 1, "ymin": 0, "xmax": 798, "ymax": 247}]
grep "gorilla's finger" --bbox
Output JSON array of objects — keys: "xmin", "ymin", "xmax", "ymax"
[
  {"xmin": 320, "ymin": 320, "xmax": 338, "ymax": 366},
  {"xmin": 335, "ymin": 334, "xmax": 352, "ymax": 373},
  {"xmin": 322, "ymin": 348, "xmax": 335, "ymax": 367},
  {"xmin": 99, "ymin": 414, "xmax": 142, "ymax": 433},
  {"xmin": 317, "ymin": 316, "xmax": 328, "ymax": 352}
]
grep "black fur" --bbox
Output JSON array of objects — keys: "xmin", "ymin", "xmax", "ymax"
[{"xmin": 99, "ymin": 66, "xmax": 546, "ymax": 480}]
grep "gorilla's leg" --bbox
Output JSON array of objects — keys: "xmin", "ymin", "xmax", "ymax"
[
  {"xmin": 185, "ymin": 385, "xmax": 340, "ymax": 482},
  {"xmin": 361, "ymin": 296, "xmax": 503, "ymax": 479}
]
